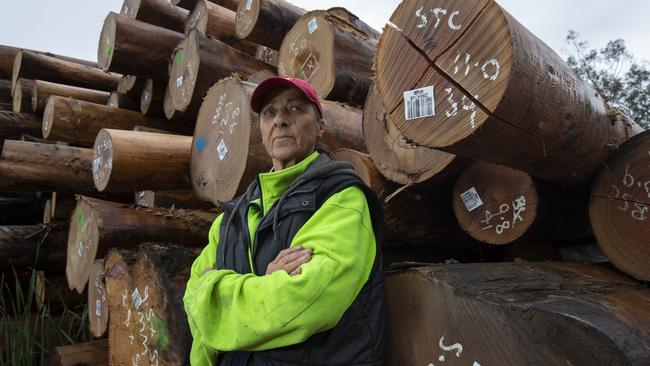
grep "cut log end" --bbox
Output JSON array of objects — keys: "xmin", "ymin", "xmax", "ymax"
[
  {"xmin": 167, "ymin": 32, "xmax": 197, "ymax": 113},
  {"xmin": 11, "ymin": 50, "xmax": 22, "ymax": 96},
  {"xmin": 42, "ymin": 97, "xmax": 55, "ymax": 139},
  {"xmin": 66, "ymin": 197, "xmax": 100, "ymax": 294},
  {"xmin": 12, "ymin": 78, "xmax": 23, "ymax": 112},
  {"xmin": 92, "ymin": 129, "xmax": 113, "ymax": 192},
  {"xmin": 140, "ymin": 78, "xmax": 155, "ymax": 114},
  {"xmin": 452, "ymin": 161, "xmax": 538, "ymax": 245},
  {"xmin": 185, "ymin": 0, "xmax": 209, "ymax": 34},
  {"xmin": 120, "ymin": 0, "xmax": 140, "ymax": 18},
  {"xmin": 163, "ymin": 85, "xmax": 177, "ymax": 120},
  {"xmin": 88, "ymin": 259, "xmax": 109, "ymax": 338},
  {"xmin": 235, "ymin": 0, "xmax": 260, "ymax": 39},
  {"xmin": 98, "ymin": 13, "xmax": 117, "ymax": 71},
  {"xmin": 117, "ymin": 75, "xmax": 138, "ymax": 94}
]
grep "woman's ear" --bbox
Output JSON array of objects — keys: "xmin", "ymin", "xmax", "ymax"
[{"xmin": 316, "ymin": 118, "xmax": 325, "ymax": 138}]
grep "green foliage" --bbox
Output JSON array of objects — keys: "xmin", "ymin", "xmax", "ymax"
[
  {"xmin": 0, "ymin": 269, "xmax": 91, "ymax": 366},
  {"xmin": 565, "ymin": 30, "xmax": 650, "ymax": 129}
]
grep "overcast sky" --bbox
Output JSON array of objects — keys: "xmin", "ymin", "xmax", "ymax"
[{"xmin": 0, "ymin": 0, "xmax": 648, "ymax": 65}]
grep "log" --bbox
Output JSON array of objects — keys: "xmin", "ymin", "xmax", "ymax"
[
  {"xmin": 0, "ymin": 78, "xmax": 11, "ymax": 111},
  {"xmin": 0, "ymin": 140, "xmax": 95, "ymax": 193},
  {"xmin": 48, "ymin": 339, "xmax": 108, "ymax": 366},
  {"xmin": 31, "ymin": 80, "xmax": 110, "ymax": 114},
  {"xmin": 385, "ymin": 262, "xmax": 650, "ymax": 365},
  {"xmin": 255, "ymin": 45, "xmax": 279, "ymax": 67},
  {"xmin": 375, "ymin": 1, "xmax": 644, "ymax": 185},
  {"xmin": 0, "ymin": 224, "xmax": 67, "ymax": 270},
  {"xmin": 0, "ymin": 110, "xmax": 42, "ymax": 144},
  {"xmin": 135, "ymin": 190, "xmax": 214, "ymax": 210},
  {"xmin": 191, "ymin": 77, "xmax": 365, "ymax": 204},
  {"xmin": 12, "ymin": 51, "xmax": 120, "ymax": 96},
  {"xmin": 277, "ymin": 9, "xmax": 379, "ymax": 106},
  {"xmin": 166, "ymin": 28, "xmax": 275, "ymax": 117},
  {"xmin": 88, "ymin": 259, "xmax": 109, "ymax": 338},
  {"xmin": 0, "ymin": 44, "xmax": 97, "ymax": 79},
  {"xmin": 185, "ymin": 0, "xmax": 260, "ymax": 57},
  {"xmin": 106, "ymin": 244, "xmax": 199, "ymax": 365},
  {"xmin": 117, "ymin": 74, "xmax": 141, "ymax": 94},
  {"xmin": 98, "ymin": 12, "xmax": 185, "ymax": 81},
  {"xmin": 140, "ymin": 78, "xmax": 165, "ymax": 117},
  {"xmin": 11, "ymin": 78, "xmax": 34, "ymax": 113},
  {"xmin": 235, "ymin": 0, "xmax": 306, "ymax": 50},
  {"xmin": 66, "ymin": 196, "xmax": 215, "ymax": 293},
  {"xmin": 43, "ymin": 96, "xmax": 193, "ymax": 147},
  {"xmin": 174, "ymin": 0, "xmax": 239, "ymax": 11},
  {"xmin": 590, "ymin": 130, "xmax": 650, "ymax": 281},
  {"xmin": 363, "ymin": 83, "xmax": 465, "ymax": 185},
  {"xmin": 104, "ymin": 248, "xmax": 137, "ymax": 365},
  {"xmin": 120, "ymin": 0, "xmax": 188, "ymax": 32},
  {"xmin": 92, "ymin": 129, "xmax": 192, "ymax": 192},
  {"xmin": 107, "ymin": 91, "xmax": 140, "ymax": 112},
  {"xmin": 332, "ymin": 149, "xmax": 473, "ymax": 247}
]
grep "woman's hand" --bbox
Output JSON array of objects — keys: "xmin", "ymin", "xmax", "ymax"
[{"xmin": 266, "ymin": 245, "xmax": 312, "ymax": 276}]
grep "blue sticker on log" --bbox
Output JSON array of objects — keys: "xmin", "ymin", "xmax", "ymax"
[{"xmin": 196, "ymin": 138, "xmax": 205, "ymax": 152}]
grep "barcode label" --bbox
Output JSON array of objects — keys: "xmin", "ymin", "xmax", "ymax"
[
  {"xmin": 96, "ymin": 299, "xmax": 102, "ymax": 316},
  {"xmin": 308, "ymin": 18, "xmax": 318, "ymax": 34},
  {"xmin": 404, "ymin": 86, "xmax": 435, "ymax": 120},
  {"xmin": 217, "ymin": 139, "xmax": 228, "ymax": 160},
  {"xmin": 460, "ymin": 187, "xmax": 483, "ymax": 212}
]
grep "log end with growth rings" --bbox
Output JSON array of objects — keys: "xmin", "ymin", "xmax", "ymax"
[
  {"xmin": 185, "ymin": 0, "xmax": 209, "ymax": 34},
  {"xmin": 167, "ymin": 30, "xmax": 198, "ymax": 113},
  {"xmin": 88, "ymin": 259, "xmax": 109, "ymax": 338},
  {"xmin": 92, "ymin": 129, "xmax": 113, "ymax": 192},
  {"xmin": 66, "ymin": 197, "xmax": 100, "ymax": 294},
  {"xmin": 235, "ymin": 0, "xmax": 260, "ymax": 39},
  {"xmin": 97, "ymin": 12, "xmax": 117, "ymax": 71},
  {"xmin": 41, "ymin": 96, "xmax": 56, "ymax": 139},
  {"xmin": 12, "ymin": 78, "xmax": 23, "ymax": 113}
]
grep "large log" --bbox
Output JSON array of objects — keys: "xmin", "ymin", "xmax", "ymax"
[
  {"xmin": 135, "ymin": 190, "xmax": 214, "ymax": 210},
  {"xmin": 107, "ymin": 243, "xmax": 198, "ymax": 365},
  {"xmin": 166, "ymin": 28, "xmax": 275, "ymax": 117},
  {"xmin": 88, "ymin": 259, "xmax": 109, "ymax": 338},
  {"xmin": 12, "ymin": 51, "xmax": 120, "ymax": 96},
  {"xmin": 106, "ymin": 91, "xmax": 140, "ymax": 112},
  {"xmin": 0, "ymin": 110, "xmax": 42, "ymax": 143},
  {"xmin": 0, "ymin": 224, "xmax": 67, "ymax": 270},
  {"xmin": 92, "ymin": 129, "xmax": 192, "ymax": 192},
  {"xmin": 590, "ymin": 130, "xmax": 650, "ymax": 281},
  {"xmin": 363, "ymin": 82, "xmax": 465, "ymax": 185},
  {"xmin": 120, "ymin": 0, "xmax": 188, "ymax": 32},
  {"xmin": 277, "ymin": 9, "xmax": 379, "ymax": 106},
  {"xmin": 48, "ymin": 339, "xmax": 108, "ymax": 366},
  {"xmin": 98, "ymin": 12, "xmax": 185, "ymax": 81},
  {"xmin": 174, "ymin": 0, "xmax": 239, "ymax": 11},
  {"xmin": 185, "ymin": 0, "xmax": 260, "ymax": 57},
  {"xmin": 43, "ymin": 96, "xmax": 193, "ymax": 147},
  {"xmin": 0, "ymin": 44, "xmax": 97, "ymax": 79},
  {"xmin": 235, "ymin": 0, "xmax": 306, "ymax": 50},
  {"xmin": 11, "ymin": 78, "xmax": 34, "ymax": 113},
  {"xmin": 385, "ymin": 262, "xmax": 650, "ymax": 365},
  {"xmin": 0, "ymin": 140, "xmax": 95, "ymax": 193},
  {"xmin": 375, "ymin": 1, "xmax": 643, "ymax": 185},
  {"xmin": 31, "ymin": 80, "xmax": 110, "ymax": 114},
  {"xmin": 66, "ymin": 196, "xmax": 215, "ymax": 293},
  {"xmin": 191, "ymin": 77, "xmax": 365, "ymax": 204},
  {"xmin": 332, "ymin": 149, "xmax": 473, "ymax": 247}
]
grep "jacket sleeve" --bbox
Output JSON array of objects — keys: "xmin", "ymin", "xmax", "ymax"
[{"xmin": 183, "ymin": 186, "xmax": 376, "ymax": 356}]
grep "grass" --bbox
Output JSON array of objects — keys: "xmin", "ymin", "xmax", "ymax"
[{"xmin": 0, "ymin": 268, "xmax": 91, "ymax": 365}]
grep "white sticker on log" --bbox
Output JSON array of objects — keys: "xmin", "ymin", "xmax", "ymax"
[
  {"xmin": 404, "ymin": 86, "xmax": 435, "ymax": 120},
  {"xmin": 308, "ymin": 18, "xmax": 318, "ymax": 34},
  {"xmin": 245, "ymin": 0, "xmax": 253, "ymax": 10},
  {"xmin": 96, "ymin": 299, "xmax": 102, "ymax": 316},
  {"xmin": 217, "ymin": 138, "xmax": 228, "ymax": 160},
  {"xmin": 460, "ymin": 187, "xmax": 483, "ymax": 212},
  {"xmin": 176, "ymin": 75, "xmax": 183, "ymax": 87}
]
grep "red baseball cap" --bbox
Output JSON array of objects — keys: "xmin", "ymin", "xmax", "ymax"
[{"xmin": 250, "ymin": 76, "xmax": 324, "ymax": 116}]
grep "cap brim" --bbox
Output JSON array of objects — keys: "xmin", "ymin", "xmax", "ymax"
[{"xmin": 250, "ymin": 77, "xmax": 319, "ymax": 114}]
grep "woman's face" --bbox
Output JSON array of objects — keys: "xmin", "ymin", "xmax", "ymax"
[{"xmin": 259, "ymin": 87, "xmax": 325, "ymax": 170}]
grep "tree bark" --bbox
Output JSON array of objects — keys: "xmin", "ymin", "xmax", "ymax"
[
  {"xmin": 167, "ymin": 28, "xmax": 275, "ymax": 116},
  {"xmin": 66, "ymin": 196, "xmax": 216, "ymax": 293},
  {"xmin": 0, "ymin": 111, "xmax": 42, "ymax": 145},
  {"xmin": 375, "ymin": 1, "xmax": 644, "ymax": 185},
  {"xmin": 278, "ymin": 9, "xmax": 379, "ymax": 106},
  {"xmin": 0, "ymin": 224, "xmax": 67, "ymax": 270},
  {"xmin": 88, "ymin": 259, "xmax": 109, "ymax": 338},
  {"xmin": 12, "ymin": 51, "xmax": 120, "ymax": 96},
  {"xmin": 590, "ymin": 129, "xmax": 650, "ymax": 281},
  {"xmin": 43, "ymin": 96, "xmax": 193, "ymax": 147},
  {"xmin": 0, "ymin": 140, "xmax": 95, "ymax": 193},
  {"xmin": 107, "ymin": 91, "xmax": 140, "ymax": 112},
  {"xmin": 185, "ymin": 0, "xmax": 260, "ymax": 58},
  {"xmin": 135, "ymin": 190, "xmax": 214, "ymax": 210},
  {"xmin": 92, "ymin": 129, "xmax": 192, "ymax": 192},
  {"xmin": 48, "ymin": 339, "xmax": 108, "ymax": 366},
  {"xmin": 0, "ymin": 79, "xmax": 11, "ymax": 111},
  {"xmin": 31, "ymin": 80, "xmax": 110, "ymax": 114},
  {"xmin": 11, "ymin": 78, "xmax": 34, "ymax": 113},
  {"xmin": 120, "ymin": 0, "xmax": 188, "ymax": 32},
  {"xmin": 235, "ymin": 0, "xmax": 307, "ymax": 50},
  {"xmin": 191, "ymin": 77, "xmax": 365, "ymax": 204},
  {"xmin": 99, "ymin": 12, "xmax": 185, "ymax": 82},
  {"xmin": 174, "ymin": 0, "xmax": 240, "ymax": 12},
  {"xmin": 385, "ymin": 262, "xmax": 650, "ymax": 365},
  {"xmin": 0, "ymin": 44, "xmax": 97, "ymax": 79}
]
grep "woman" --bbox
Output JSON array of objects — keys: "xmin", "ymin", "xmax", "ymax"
[{"xmin": 183, "ymin": 77, "xmax": 384, "ymax": 366}]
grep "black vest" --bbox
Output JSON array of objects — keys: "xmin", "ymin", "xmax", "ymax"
[{"xmin": 215, "ymin": 153, "xmax": 385, "ymax": 366}]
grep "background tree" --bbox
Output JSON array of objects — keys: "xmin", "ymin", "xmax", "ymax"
[{"xmin": 565, "ymin": 30, "xmax": 650, "ymax": 129}]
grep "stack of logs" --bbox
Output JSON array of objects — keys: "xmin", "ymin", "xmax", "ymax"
[{"xmin": 0, "ymin": 0, "xmax": 649, "ymax": 364}]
